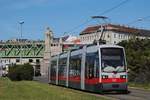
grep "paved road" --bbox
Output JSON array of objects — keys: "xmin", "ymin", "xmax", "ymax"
[
  {"xmin": 104, "ymin": 88, "xmax": 150, "ymax": 100},
  {"xmin": 34, "ymin": 76, "xmax": 49, "ymax": 83},
  {"xmin": 34, "ymin": 76, "xmax": 150, "ymax": 100}
]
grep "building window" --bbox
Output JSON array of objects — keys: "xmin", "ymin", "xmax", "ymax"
[
  {"xmin": 114, "ymin": 34, "xmax": 116, "ymax": 38},
  {"xmin": 29, "ymin": 59, "xmax": 33, "ymax": 63},
  {"xmin": 121, "ymin": 34, "xmax": 123, "ymax": 39},
  {"xmin": 36, "ymin": 59, "xmax": 40, "ymax": 63},
  {"xmin": 124, "ymin": 35, "xmax": 125, "ymax": 39},
  {"xmin": 114, "ymin": 41, "xmax": 116, "ymax": 44},
  {"xmin": 16, "ymin": 59, "xmax": 20, "ymax": 62},
  {"xmin": 107, "ymin": 34, "xmax": 110, "ymax": 38},
  {"xmin": 97, "ymin": 30, "xmax": 101, "ymax": 32},
  {"xmin": 125, "ymin": 35, "xmax": 127, "ymax": 39},
  {"xmin": 128, "ymin": 35, "xmax": 130, "ymax": 39},
  {"xmin": 119, "ymin": 34, "xmax": 120, "ymax": 39}
]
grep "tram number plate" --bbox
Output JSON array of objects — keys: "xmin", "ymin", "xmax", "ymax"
[
  {"xmin": 112, "ymin": 84, "xmax": 119, "ymax": 88},
  {"xmin": 112, "ymin": 79, "xmax": 117, "ymax": 82}
]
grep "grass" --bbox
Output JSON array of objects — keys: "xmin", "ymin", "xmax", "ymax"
[
  {"xmin": 129, "ymin": 82, "xmax": 150, "ymax": 90},
  {"xmin": 0, "ymin": 78, "xmax": 107, "ymax": 100}
]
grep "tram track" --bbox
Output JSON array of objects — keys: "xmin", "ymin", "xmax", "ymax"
[{"xmin": 102, "ymin": 88, "xmax": 150, "ymax": 100}]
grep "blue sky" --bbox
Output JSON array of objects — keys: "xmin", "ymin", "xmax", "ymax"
[{"xmin": 0, "ymin": 0, "xmax": 150, "ymax": 40}]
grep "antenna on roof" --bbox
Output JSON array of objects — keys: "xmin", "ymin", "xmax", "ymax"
[
  {"xmin": 91, "ymin": 16, "xmax": 108, "ymax": 45},
  {"xmin": 92, "ymin": 16, "xmax": 108, "ymax": 19},
  {"xmin": 91, "ymin": 16, "xmax": 108, "ymax": 24}
]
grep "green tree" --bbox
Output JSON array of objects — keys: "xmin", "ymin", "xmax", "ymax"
[{"xmin": 118, "ymin": 39, "xmax": 150, "ymax": 83}]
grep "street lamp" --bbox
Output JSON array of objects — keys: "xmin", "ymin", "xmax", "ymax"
[
  {"xmin": 19, "ymin": 21, "xmax": 24, "ymax": 38},
  {"xmin": 19, "ymin": 21, "xmax": 24, "ymax": 64}
]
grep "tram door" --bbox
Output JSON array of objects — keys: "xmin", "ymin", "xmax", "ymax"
[
  {"xmin": 85, "ymin": 51, "xmax": 99, "ymax": 91},
  {"xmin": 58, "ymin": 57, "xmax": 67, "ymax": 86},
  {"xmin": 50, "ymin": 60, "xmax": 57, "ymax": 84},
  {"xmin": 69, "ymin": 54, "xmax": 82, "ymax": 89}
]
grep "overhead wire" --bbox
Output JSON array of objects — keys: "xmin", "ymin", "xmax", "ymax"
[
  {"xmin": 65, "ymin": 0, "xmax": 131, "ymax": 34},
  {"xmin": 127, "ymin": 16, "xmax": 150, "ymax": 25}
]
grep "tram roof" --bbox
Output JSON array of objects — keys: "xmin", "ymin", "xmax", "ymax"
[
  {"xmin": 98, "ymin": 44, "xmax": 124, "ymax": 48},
  {"xmin": 51, "ymin": 44, "xmax": 124, "ymax": 59}
]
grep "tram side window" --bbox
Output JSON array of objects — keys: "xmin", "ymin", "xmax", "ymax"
[
  {"xmin": 51, "ymin": 60, "xmax": 57, "ymax": 68},
  {"xmin": 51, "ymin": 60, "xmax": 57, "ymax": 77},
  {"xmin": 59, "ymin": 58, "xmax": 67, "ymax": 76},
  {"xmin": 85, "ymin": 52, "xmax": 99, "ymax": 79},
  {"xmin": 69, "ymin": 55, "xmax": 81, "ymax": 77}
]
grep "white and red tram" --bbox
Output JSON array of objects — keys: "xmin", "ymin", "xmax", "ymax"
[{"xmin": 48, "ymin": 44, "xmax": 128, "ymax": 93}]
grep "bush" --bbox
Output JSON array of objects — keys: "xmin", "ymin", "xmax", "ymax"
[{"xmin": 8, "ymin": 63, "xmax": 34, "ymax": 81}]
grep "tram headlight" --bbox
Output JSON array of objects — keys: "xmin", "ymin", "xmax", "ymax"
[
  {"xmin": 102, "ymin": 75, "xmax": 108, "ymax": 79},
  {"xmin": 120, "ymin": 75, "xmax": 126, "ymax": 79}
]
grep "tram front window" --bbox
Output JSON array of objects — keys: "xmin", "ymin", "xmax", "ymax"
[{"xmin": 101, "ymin": 48, "xmax": 125, "ymax": 73}]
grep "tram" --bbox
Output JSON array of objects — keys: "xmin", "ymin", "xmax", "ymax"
[{"xmin": 48, "ymin": 44, "xmax": 128, "ymax": 93}]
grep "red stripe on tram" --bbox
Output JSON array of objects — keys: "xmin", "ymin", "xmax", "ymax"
[
  {"xmin": 101, "ymin": 78, "xmax": 126, "ymax": 83},
  {"xmin": 69, "ymin": 76, "xmax": 81, "ymax": 83},
  {"xmin": 51, "ymin": 75, "xmax": 126, "ymax": 84},
  {"xmin": 58, "ymin": 76, "xmax": 67, "ymax": 80},
  {"xmin": 85, "ymin": 78, "xmax": 99, "ymax": 85}
]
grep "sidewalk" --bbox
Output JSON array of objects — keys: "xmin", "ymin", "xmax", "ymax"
[{"xmin": 33, "ymin": 76, "xmax": 49, "ymax": 84}]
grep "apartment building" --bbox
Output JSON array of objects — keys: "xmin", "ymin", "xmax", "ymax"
[{"xmin": 80, "ymin": 24, "xmax": 150, "ymax": 44}]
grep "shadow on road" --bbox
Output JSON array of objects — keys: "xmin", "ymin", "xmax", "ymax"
[{"xmin": 103, "ymin": 90, "xmax": 131, "ymax": 95}]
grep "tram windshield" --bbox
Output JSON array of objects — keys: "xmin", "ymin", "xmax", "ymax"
[{"xmin": 101, "ymin": 48, "xmax": 125, "ymax": 73}]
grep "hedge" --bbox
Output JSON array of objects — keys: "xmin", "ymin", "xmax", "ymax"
[{"xmin": 8, "ymin": 63, "xmax": 34, "ymax": 81}]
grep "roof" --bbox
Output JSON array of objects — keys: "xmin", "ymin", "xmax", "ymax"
[
  {"xmin": 81, "ymin": 25, "xmax": 101, "ymax": 34},
  {"xmin": 80, "ymin": 24, "xmax": 150, "ymax": 37},
  {"xmin": 65, "ymin": 35, "xmax": 77, "ymax": 42}
]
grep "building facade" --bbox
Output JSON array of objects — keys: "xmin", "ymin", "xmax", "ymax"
[
  {"xmin": 0, "ymin": 29, "xmax": 63, "ymax": 76},
  {"xmin": 0, "ymin": 39, "xmax": 45, "ymax": 76},
  {"xmin": 80, "ymin": 24, "xmax": 150, "ymax": 44},
  {"xmin": 41, "ymin": 27, "xmax": 63, "ymax": 76},
  {"xmin": 0, "ymin": 27, "xmax": 80, "ymax": 76}
]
